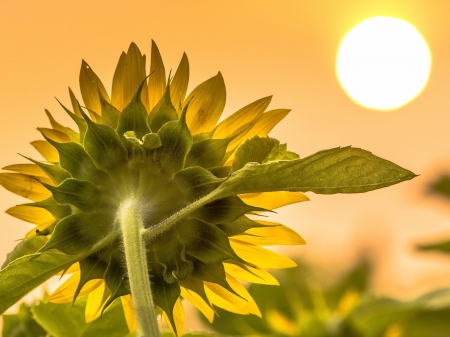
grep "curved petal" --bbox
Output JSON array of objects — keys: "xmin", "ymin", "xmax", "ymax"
[
  {"xmin": 6, "ymin": 205, "xmax": 54, "ymax": 224},
  {"xmin": 223, "ymin": 263, "xmax": 279, "ymax": 285},
  {"xmin": 204, "ymin": 281, "xmax": 250, "ymax": 315},
  {"xmin": 184, "ymin": 72, "xmax": 226, "ymax": 134},
  {"xmin": 233, "ymin": 221, "xmax": 306, "ymax": 246},
  {"xmin": 171, "ymin": 53, "xmax": 189, "ymax": 113},
  {"xmin": 225, "ymin": 273, "xmax": 261, "ymax": 317},
  {"xmin": 111, "ymin": 52, "xmax": 126, "ymax": 111},
  {"xmin": 85, "ymin": 280, "xmax": 109, "ymax": 323},
  {"xmin": 213, "ymin": 96, "xmax": 271, "ymax": 139},
  {"xmin": 120, "ymin": 295, "xmax": 138, "ymax": 332},
  {"xmin": 239, "ymin": 191, "xmax": 309, "ymax": 211},
  {"xmin": 25, "ymin": 219, "xmax": 55, "ymax": 237},
  {"xmin": 79, "ymin": 60, "xmax": 111, "ymax": 116},
  {"xmin": 180, "ymin": 286, "xmax": 214, "ymax": 323},
  {"xmin": 55, "ymin": 262, "xmax": 80, "ymax": 276},
  {"xmin": 0, "ymin": 173, "xmax": 51, "ymax": 201},
  {"xmin": 163, "ymin": 297, "xmax": 185, "ymax": 337},
  {"xmin": 229, "ymin": 239, "xmax": 297, "ymax": 269},
  {"xmin": 148, "ymin": 40, "xmax": 166, "ymax": 112},
  {"xmin": 2, "ymin": 164, "xmax": 47, "ymax": 177},
  {"xmin": 30, "ymin": 141, "xmax": 59, "ymax": 163},
  {"xmin": 40, "ymin": 128, "xmax": 71, "ymax": 143},
  {"xmin": 48, "ymin": 272, "xmax": 103, "ymax": 304}
]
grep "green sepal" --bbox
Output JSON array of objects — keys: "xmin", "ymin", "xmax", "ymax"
[
  {"xmin": 42, "ymin": 178, "xmax": 101, "ymax": 212},
  {"xmin": 186, "ymin": 137, "xmax": 234, "ymax": 169},
  {"xmin": 192, "ymin": 129, "xmax": 215, "ymax": 143},
  {"xmin": 98, "ymin": 86, "xmax": 121, "ymax": 129},
  {"xmin": 231, "ymin": 136, "xmax": 297, "ymax": 173},
  {"xmin": 56, "ymin": 98, "xmax": 87, "ymax": 141},
  {"xmin": 153, "ymin": 236, "xmax": 193, "ymax": 284},
  {"xmin": 73, "ymin": 253, "xmax": 108, "ymax": 303},
  {"xmin": 20, "ymin": 154, "xmax": 70, "ymax": 184},
  {"xmin": 218, "ymin": 146, "xmax": 417, "ymax": 196},
  {"xmin": 2, "ymin": 303, "xmax": 47, "ymax": 337},
  {"xmin": 417, "ymin": 240, "xmax": 450, "ymax": 254},
  {"xmin": 103, "ymin": 250, "xmax": 130, "ymax": 313},
  {"xmin": 178, "ymin": 277, "xmax": 211, "ymax": 307},
  {"xmin": 0, "ymin": 252, "xmax": 79, "ymax": 314},
  {"xmin": 174, "ymin": 166, "xmax": 224, "ymax": 201},
  {"xmin": 45, "ymin": 109, "xmax": 80, "ymax": 143},
  {"xmin": 24, "ymin": 197, "xmax": 72, "ymax": 220},
  {"xmin": 40, "ymin": 137, "xmax": 105, "ymax": 182},
  {"xmin": 209, "ymin": 166, "xmax": 231, "ymax": 178},
  {"xmin": 117, "ymin": 79, "xmax": 151, "ymax": 141},
  {"xmin": 154, "ymin": 105, "xmax": 192, "ymax": 172},
  {"xmin": 180, "ymin": 218, "xmax": 245, "ymax": 264},
  {"xmin": 1, "ymin": 236, "xmax": 48, "ymax": 269},
  {"xmin": 152, "ymin": 276, "xmax": 181, "ymax": 336},
  {"xmin": 217, "ymin": 216, "xmax": 266, "ymax": 237},
  {"xmin": 39, "ymin": 212, "xmax": 113, "ymax": 255},
  {"xmin": 193, "ymin": 196, "xmax": 267, "ymax": 225},
  {"xmin": 149, "ymin": 80, "xmax": 178, "ymax": 132},
  {"xmin": 80, "ymin": 109, "xmax": 128, "ymax": 170},
  {"xmin": 192, "ymin": 261, "xmax": 242, "ymax": 298}
]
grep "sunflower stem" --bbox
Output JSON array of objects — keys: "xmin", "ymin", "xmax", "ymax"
[{"xmin": 119, "ymin": 199, "xmax": 161, "ymax": 337}]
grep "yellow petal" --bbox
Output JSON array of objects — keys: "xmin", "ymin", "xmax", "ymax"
[
  {"xmin": 204, "ymin": 281, "xmax": 250, "ymax": 315},
  {"xmin": 85, "ymin": 280, "xmax": 109, "ymax": 323},
  {"xmin": 180, "ymin": 286, "xmax": 214, "ymax": 323},
  {"xmin": 225, "ymin": 273, "xmax": 261, "ymax": 317},
  {"xmin": 45, "ymin": 110, "xmax": 80, "ymax": 143},
  {"xmin": 121, "ymin": 43, "xmax": 149, "ymax": 111},
  {"xmin": 0, "ymin": 173, "xmax": 51, "ymax": 201},
  {"xmin": 111, "ymin": 52, "xmax": 126, "ymax": 111},
  {"xmin": 184, "ymin": 72, "xmax": 226, "ymax": 134},
  {"xmin": 25, "ymin": 219, "xmax": 55, "ymax": 237},
  {"xmin": 225, "ymin": 109, "xmax": 290, "ymax": 163},
  {"xmin": 162, "ymin": 298, "xmax": 185, "ymax": 337},
  {"xmin": 79, "ymin": 60, "xmax": 111, "ymax": 116},
  {"xmin": 40, "ymin": 128, "xmax": 71, "ymax": 143},
  {"xmin": 223, "ymin": 263, "xmax": 279, "ymax": 285},
  {"xmin": 120, "ymin": 295, "xmax": 138, "ymax": 332},
  {"xmin": 239, "ymin": 191, "xmax": 309, "ymax": 211},
  {"xmin": 230, "ymin": 239, "xmax": 297, "ymax": 269},
  {"xmin": 213, "ymin": 96, "xmax": 271, "ymax": 139},
  {"xmin": 55, "ymin": 262, "xmax": 80, "ymax": 276},
  {"xmin": 233, "ymin": 221, "xmax": 306, "ymax": 246},
  {"xmin": 30, "ymin": 140, "xmax": 59, "ymax": 163},
  {"xmin": 170, "ymin": 53, "xmax": 189, "ymax": 113},
  {"xmin": 49, "ymin": 272, "xmax": 104, "ymax": 304},
  {"xmin": 69, "ymin": 87, "xmax": 83, "ymax": 117},
  {"xmin": 148, "ymin": 40, "xmax": 166, "ymax": 112},
  {"xmin": 266, "ymin": 309, "xmax": 299, "ymax": 336},
  {"xmin": 2, "ymin": 164, "xmax": 47, "ymax": 177}
]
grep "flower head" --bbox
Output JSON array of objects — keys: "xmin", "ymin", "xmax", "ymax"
[{"xmin": 1, "ymin": 42, "xmax": 308, "ymax": 335}]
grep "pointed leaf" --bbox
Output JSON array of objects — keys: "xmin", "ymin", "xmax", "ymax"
[
  {"xmin": 174, "ymin": 166, "xmax": 224, "ymax": 202},
  {"xmin": 184, "ymin": 72, "xmax": 226, "ymax": 134},
  {"xmin": 171, "ymin": 53, "xmax": 189, "ymax": 112},
  {"xmin": 98, "ymin": 87, "xmax": 121, "ymax": 129},
  {"xmin": 216, "ymin": 216, "xmax": 265, "ymax": 237},
  {"xmin": 192, "ymin": 262, "xmax": 240, "ymax": 297},
  {"xmin": 57, "ymin": 97, "xmax": 87, "ymax": 140},
  {"xmin": 45, "ymin": 109, "xmax": 80, "ymax": 142},
  {"xmin": 42, "ymin": 178, "xmax": 101, "ymax": 212},
  {"xmin": 102, "ymin": 250, "xmax": 129, "ymax": 311},
  {"xmin": 21, "ymin": 155, "xmax": 70, "ymax": 184},
  {"xmin": 24, "ymin": 197, "xmax": 72, "ymax": 220},
  {"xmin": 152, "ymin": 276, "xmax": 180, "ymax": 336},
  {"xmin": 149, "ymin": 82, "xmax": 178, "ymax": 132},
  {"xmin": 0, "ymin": 252, "xmax": 80, "ymax": 314},
  {"xmin": 73, "ymin": 254, "xmax": 108, "ymax": 302},
  {"xmin": 40, "ymin": 212, "xmax": 114, "ymax": 255},
  {"xmin": 2, "ymin": 236, "xmax": 48, "ymax": 269},
  {"xmin": 217, "ymin": 147, "xmax": 416, "ymax": 196},
  {"xmin": 148, "ymin": 40, "xmax": 166, "ymax": 112},
  {"xmin": 186, "ymin": 137, "xmax": 233, "ymax": 169}
]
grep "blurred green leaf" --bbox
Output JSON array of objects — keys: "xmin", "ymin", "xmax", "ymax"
[
  {"xmin": 429, "ymin": 175, "xmax": 450, "ymax": 200},
  {"xmin": 2, "ymin": 303, "xmax": 46, "ymax": 337},
  {"xmin": 417, "ymin": 240, "xmax": 450, "ymax": 254}
]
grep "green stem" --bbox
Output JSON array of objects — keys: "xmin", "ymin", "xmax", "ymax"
[{"xmin": 119, "ymin": 199, "xmax": 160, "ymax": 337}]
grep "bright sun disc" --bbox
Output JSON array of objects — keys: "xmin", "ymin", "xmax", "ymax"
[{"xmin": 336, "ymin": 16, "xmax": 431, "ymax": 111}]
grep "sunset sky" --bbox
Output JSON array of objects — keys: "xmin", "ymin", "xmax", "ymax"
[{"xmin": 1, "ymin": 0, "xmax": 450, "ymax": 320}]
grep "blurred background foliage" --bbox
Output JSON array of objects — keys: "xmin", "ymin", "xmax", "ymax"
[{"xmin": 3, "ymin": 175, "xmax": 450, "ymax": 337}]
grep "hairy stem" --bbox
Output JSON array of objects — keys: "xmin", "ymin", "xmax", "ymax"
[{"xmin": 119, "ymin": 199, "xmax": 160, "ymax": 337}]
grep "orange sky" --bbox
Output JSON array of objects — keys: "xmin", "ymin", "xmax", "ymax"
[{"xmin": 1, "ymin": 0, "xmax": 450, "ymax": 311}]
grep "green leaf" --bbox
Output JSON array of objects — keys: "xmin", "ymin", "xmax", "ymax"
[
  {"xmin": 429, "ymin": 175, "xmax": 450, "ymax": 200},
  {"xmin": 174, "ymin": 166, "xmax": 224, "ymax": 201},
  {"xmin": 98, "ymin": 87, "xmax": 121, "ymax": 129},
  {"xmin": 152, "ymin": 276, "xmax": 181, "ymax": 336},
  {"xmin": 1, "ymin": 236, "xmax": 48, "ymax": 269},
  {"xmin": 0, "ymin": 252, "xmax": 78, "ymax": 314},
  {"xmin": 149, "ymin": 81, "xmax": 178, "ymax": 132},
  {"xmin": 216, "ymin": 216, "xmax": 265, "ymax": 236},
  {"xmin": 186, "ymin": 137, "xmax": 233, "ymax": 169},
  {"xmin": 45, "ymin": 109, "xmax": 80, "ymax": 142},
  {"xmin": 117, "ymin": 79, "xmax": 151, "ymax": 140},
  {"xmin": 154, "ymin": 106, "xmax": 192, "ymax": 172},
  {"xmin": 218, "ymin": 146, "xmax": 416, "ymax": 196},
  {"xmin": 81, "ymin": 109, "xmax": 128, "ymax": 170},
  {"xmin": 73, "ymin": 254, "xmax": 108, "ymax": 302},
  {"xmin": 2, "ymin": 303, "xmax": 47, "ymax": 337},
  {"xmin": 42, "ymin": 178, "xmax": 101, "ymax": 212},
  {"xmin": 40, "ymin": 212, "xmax": 113, "ymax": 255},
  {"xmin": 24, "ymin": 197, "xmax": 72, "ymax": 220},
  {"xmin": 162, "ymin": 332, "xmax": 228, "ymax": 337},
  {"xmin": 103, "ymin": 250, "xmax": 130, "ymax": 311},
  {"xmin": 192, "ymin": 262, "xmax": 240, "ymax": 297},
  {"xmin": 21, "ymin": 154, "xmax": 71, "ymax": 184},
  {"xmin": 180, "ymin": 218, "xmax": 244, "ymax": 264},
  {"xmin": 56, "ymin": 98, "xmax": 88, "ymax": 141},
  {"xmin": 417, "ymin": 239, "xmax": 450, "ymax": 254}
]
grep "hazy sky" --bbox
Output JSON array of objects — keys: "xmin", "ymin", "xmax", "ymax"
[{"xmin": 1, "ymin": 0, "xmax": 450, "ymax": 306}]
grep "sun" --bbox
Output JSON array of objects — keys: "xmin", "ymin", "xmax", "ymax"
[{"xmin": 336, "ymin": 16, "xmax": 431, "ymax": 111}]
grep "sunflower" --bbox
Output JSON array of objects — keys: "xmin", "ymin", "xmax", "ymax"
[{"xmin": 0, "ymin": 42, "xmax": 308, "ymax": 336}]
